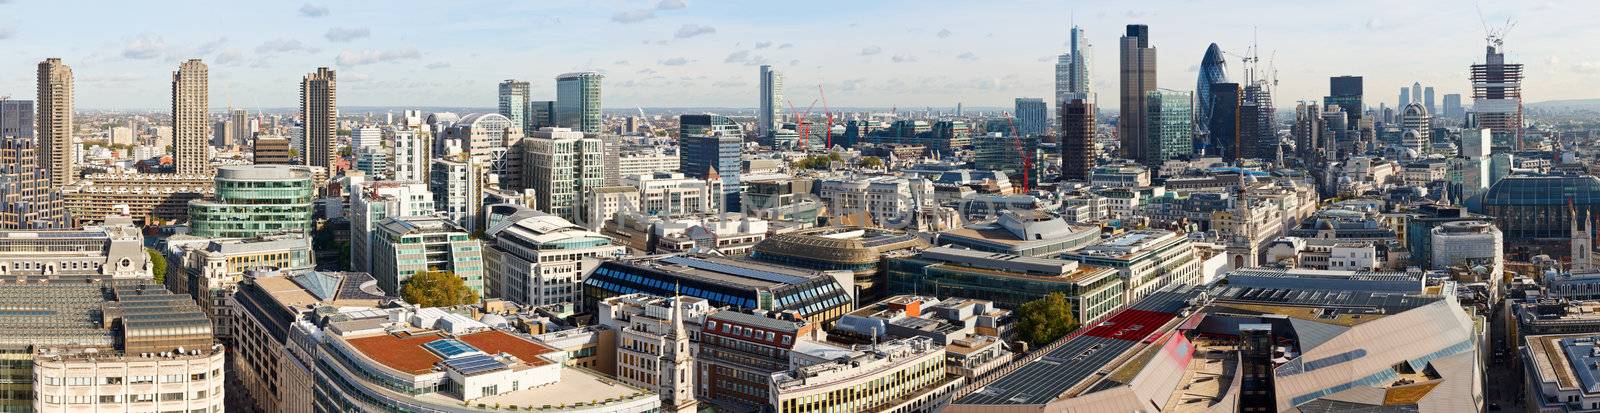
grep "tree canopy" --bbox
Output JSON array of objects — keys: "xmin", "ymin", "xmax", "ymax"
[
  {"xmin": 400, "ymin": 270, "xmax": 477, "ymax": 307},
  {"xmin": 145, "ymin": 248, "xmax": 167, "ymax": 285},
  {"xmin": 1016, "ymin": 292, "xmax": 1079, "ymax": 348},
  {"xmin": 794, "ymin": 152, "xmax": 844, "ymax": 170},
  {"xmin": 857, "ymin": 156, "xmax": 884, "ymax": 169}
]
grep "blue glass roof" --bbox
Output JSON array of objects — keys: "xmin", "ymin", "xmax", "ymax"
[{"xmin": 424, "ymin": 339, "xmax": 482, "ymax": 359}]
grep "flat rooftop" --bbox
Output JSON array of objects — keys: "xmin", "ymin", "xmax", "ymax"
[
  {"xmin": 456, "ymin": 365, "xmax": 654, "ymax": 408},
  {"xmin": 612, "ymin": 255, "xmax": 833, "ymax": 290},
  {"xmin": 955, "ymin": 286, "xmax": 1201, "ymax": 406},
  {"xmin": 344, "ymin": 329, "xmax": 558, "ymax": 376}
]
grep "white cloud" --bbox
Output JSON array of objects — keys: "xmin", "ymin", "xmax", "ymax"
[
  {"xmin": 656, "ymin": 0, "xmax": 686, "ymax": 10},
  {"xmin": 937, "ymin": 28, "xmax": 951, "ymax": 38},
  {"xmin": 860, "ymin": 46, "xmax": 881, "ymax": 56},
  {"xmin": 214, "ymin": 49, "xmax": 245, "ymax": 66},
  {"xmin": 123, "ymin": 33, "xmax": 166, "ymax": 60},
  {"xmin": 754, "ymin": 41, "xmax": 772, "ymax": 49},
  {"xmin": 956, "ymin": 51, "xmax": 978, "ymax": 61},
  {"xmin": 343, "ymin": 73, "xmax": 370, "ymax": 82},
  {"xmin": 778, "ymin": 43, "xmax": 794, "ymax": 49},
  {"xmin": 335, "ymin": 48, "xmax": 420, "ymax": 66},
  {"xmin": 675, "ymin": 24, "xmax": 715, "ymax": 39},
  {"xmin": 724, "ymin": 50, "xmax": 750, "ymax": 64},
  {"xmin": 660, "ymin": 57, "xmax": 690, "ymax": 66},
  {"xmin": 257, "ymin": 38, "xmax": 316, "ymax": 54},
  {"xmin": 298, "ymin": 3, "xmax": 329, "ymax": 17},
  {"xmin": 891, "ymin": 54, "xmax": 917, "ymax": 63},
  {"xmin": 425, "ymin": 62, "xmax": 450, "ymax": 69},
  {"xmin": 1575, "ymin": 61, "xmax": 1600, "ymax": 73},
  {"xmin": 325, "ymin": 27, "xmax": 370, "ymax": 42},
  {"xmin": 612, "ymin": 9, "xmax": 655, "ymax": 23}
]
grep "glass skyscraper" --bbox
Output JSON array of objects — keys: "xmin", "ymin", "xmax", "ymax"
[
  {"xmin": 1013, "ymin": 98, "xmax": 1047, "ymax": 136},
  {"xmin": 679, "ymin": 115, "xmax": 743, "ymax": 212},
  {"xmin": 498, "ymin": 79, "xmax": 530, "ymax": 134},
  {"xmin": 1146, "ymin": 89, "xmax": 1193, "ymax": 166},
  {"xmin": 1055, "ymin": 25, "xmax": 1091, "ymax": 105},
  {"xmin": 1194, "ymin": 43, "xmax": 1228, "ymax": 141},
  {"xmin": 1323, "ymin": 75, "xmax": 1363, "ymax": 127},
  {"xmin": 188, "ymin": 165, "xmax": 316, "ymax": 238},
  {"xmin": 555, "ymin": 72, "xmax": 603, "ymax": 134},
  {"xmin": 1208, "ymin": 82, "xmax": 1242, "ymax": 160}
]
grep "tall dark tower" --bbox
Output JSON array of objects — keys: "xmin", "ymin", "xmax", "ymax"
[
  {"xmin": 1118, "ymin": 24, "xmax": 1157, "ymax": 163},
  {"xmin": 1060, "ymin": 98, "xmax": 1095, "ymax": 183},
  {"xmin": 1323, "ymin": 75, "xmax": 1363, "ymax": 126}
]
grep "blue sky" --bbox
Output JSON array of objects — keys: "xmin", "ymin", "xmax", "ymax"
[{"xmin": 0, "ymin": 0, "xmax": 1592, "ymax": 110}]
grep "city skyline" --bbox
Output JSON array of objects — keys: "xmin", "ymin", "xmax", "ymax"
[{"xmin": 0, "ymin": 0, "xmax": 1589, "ymax": 110}]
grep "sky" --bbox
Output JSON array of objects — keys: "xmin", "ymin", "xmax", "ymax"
[{"xmin": 0, "ymin": 0, "xmax": 1594, "ymax": 111}]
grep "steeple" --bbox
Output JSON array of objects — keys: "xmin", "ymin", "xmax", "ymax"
[
  {"xmin": 660, "ymin": 283, "xmax": 698, "ymax": 412},
  {"xmin": 1572, "ymin": 198, "xmax": 1594, "ymax": 273}
]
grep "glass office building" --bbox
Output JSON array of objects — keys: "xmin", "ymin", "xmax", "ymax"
[
  {"xmin": 555, "ymin": 72, "xmax": 603, "ymax": 134},
  {"xmin": 1483, "ymin": 174, "xmax": 1600, "ymax": 243},
  {"xmin": 188, "ymin": 165, "xmax": 315, "ymax": 238},
  {"xmin": 680, "ymin": 115, "xmax": 744, "ymax": 211},
  {"xmin": 1147, "ymin": 89, "xmax": 1194, "ymax": 166},
  {"xmin": 1194, "ymin": 43, "xmax": 1228, "ymax": 138}
]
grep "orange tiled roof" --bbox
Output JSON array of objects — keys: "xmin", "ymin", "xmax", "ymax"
[
  {"xmin": 346, "ymin": 332, "xmax": 446, "ymax": 374},
  {"xmin": 460, "ymin": 330, "xmax": 557, "ymax": 367}
]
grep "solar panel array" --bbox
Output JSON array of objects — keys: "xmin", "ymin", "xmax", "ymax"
[
  {"xmin": 424, "ymin": 339, "xmax": 481, "ymax": 359},
  {"xmin": 660, "ymin": 256, "xmax": 809, "ymax": 285},
  {"xmin": 442, "ymin": 353, "xmax": 508, "ymax": 376}
]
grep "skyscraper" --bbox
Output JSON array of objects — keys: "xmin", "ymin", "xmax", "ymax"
[
  {"xmin": 0, "ymin": 98, "xmax": 66, "ymax": 229},
  {"xmin": 1471, "ymin": 40, "xmax": 1524, "ymax": 150},
  {"xmin": 679, "ymin": 115, "xmax": 743, "ymax": 212},
  {"xmin": 1411, "ymin": 82, "xmax": 1422, "ymax": 105},
  {"xmin": 759, "ymin": 65, "xmax": 783, "ymax": 137},
  {"xmin": 1424, "ymin": 86, "xmax": 1436, "ymax": 116},
  {"xmin": 1208, "ymin": 82, "xmax": 1242, "ymax": 161},
  {"xmin": 1323, "ymin": 75, "xmax": 1362, "ymax": 126},
  {"xmin": 1194, "ymin": 43, "xmax": 1229, "ymax": 140},
  {"xmin": 1014, "ymin": 98, "xmax": 1047, "ymax": 136},
  {"xmin": 1442, "ymin": 93, "xmax": 1464, "ymax": 120},
  {"xmin": 1292, "ymin": 102, "xmax": 1324, "ymax": 163},
  {"xmin": 1119, "ymin": 24, "xmax": 1157, "ymax": 163},
  {"xmin": 1146, "ymin": 89, "xmax": 1192, "ymax": 166},
  {"xmin": 1059, "ymin": 98, "xmax": 1095, "ymax": 183},
  {"xmin": 173, "ymin": 59, "xmax": 211, "ymax": 176},
  {"xmin": 1401, "ymin": 102, "xmax": 1431, "ymax": 156},
  {"xmin": 498, "ymin": 79, "xmax": 531, "ymax": 134},
  {"xmin": 1241, "ymin": 82, "xmax": 1275, "ymax": 161},
  {"xmin": 301, "ymin": 67, "xmax": 337, "ymax": 170},
  {"xmin": 1399, "ymin": 87, "xmax": 1409, "ymax": 110},
  {"xmin": 524, "ymin": 127, "xmax": 604, "ymax": 223},
  {"xmin": 556, "ymin": 72, "xmax": 603, "ymax": 134},
  {"xmin": 1056, "ymin": 25, "xmax": 1091, "ymax": 105},
  {"xmin": 37, "ymin": 58, "xmax": 73, "ymax": 188},
  {"xmin": 529, "ymin": 100, "xmax": 555, "ymax": 130},
  {"xmin": 226, "ymin": 107, "xmax": 250, "ymax": 148}
]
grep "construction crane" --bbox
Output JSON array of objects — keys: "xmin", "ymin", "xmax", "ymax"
[
  {"xmin": 634, "ymin": 107, "xmax": 660, "ymax": 137},
  {"xmin": 785, "ymin": 99, "xmax": 818, "ymax": 150},
  {"xmin": 1002, "ymin": 111, "xmax": 1033, "ymax": 193},
  {"xmin": 1475, "ymin": 2, "xmax": 1517, "ymax": 49},
  {"xmin": 818, "ymin": 84, "xmax": 834, "ymax": 149}
]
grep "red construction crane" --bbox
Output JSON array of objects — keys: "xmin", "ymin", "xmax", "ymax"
[
  {"xmin": 1003, "ymin": 112, "xmax": 1032, "ymax": 193},
  {"xmin": 785, "ymin": 98, "xmax": 818, "ymax": 150},
  {"xmin": 818, "ymin": 84, "xmax": 834, "ymax": 150}
]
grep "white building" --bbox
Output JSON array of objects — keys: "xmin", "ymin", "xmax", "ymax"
[
  {"xmin": 352, "ymin": 125, "xmax": 382, "ymax": 150},
  {"xmin": 598, "ymin": 294, "xmax": 710, "ymax": 412},
  {"xmin": 482, "ymin": 205, "xmax": 624, "ymax": 307},
  {"xmin": 626, "ymin": 172, "xmax": 724, "ymax": 217},
  {"xmin": 817, "ymin": 176, "xmax": 933, "ymax": 227},
  {"xmin": 1430, "ymin": 220, "xmax": 1503, "ymax": 278},
  {"xmin": 618, "ymin": 149, "xmax": 680, "ymax": 179},
  {"xmin": 389, "ymin": 129, "xmax": 430, "ymax": 182},
  {"xmin": 525, "ymin": 127, "xmax": 605, "ymax": 223},
  {"xmin": 350, "ymin": 180, "xmax": 436, "ymax": 273}
]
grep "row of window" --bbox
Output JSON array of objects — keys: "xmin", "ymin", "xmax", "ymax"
[
  {"xmin": 40, "ymin": 372, "xmax": 210, "ymax": 386},
  {"xmin": 40, "ymin": 390, "xmax": 212, "ymax": 404}
]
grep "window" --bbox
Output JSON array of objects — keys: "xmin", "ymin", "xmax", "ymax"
[
  {"xmin": 161, "ymin": 392, "xmax": 184, "ymax": 401},
  {"xmin": 104, "ymin": 376, "xmax": 123, "ymax": 385}
]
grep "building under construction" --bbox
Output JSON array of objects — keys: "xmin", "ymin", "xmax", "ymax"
[{"xmin": 1471, "ymin": 40, "xmax": 1524, "ymax": 151}]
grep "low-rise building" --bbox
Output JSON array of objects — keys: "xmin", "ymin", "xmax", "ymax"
[
  {"xmin": 370, "ymin": 215, "xmax": 486, "ymax": 297},
  {"xmin": 769, "ymin": 336, "xmax": 962, "ymax": 413},
  {"xmin": 1061, "ymin": 229, "xmax": 1201, "ymax": 303},
  {"xmin": 0, "ymin": 215, "xmax": 149, "ymax": 279},
  {"xmin": 483, "ymin": 204, "xmax": 624, "ymax": 307},
  {"xmin": 231, "ymin": 270, "xmax": 389, "ymax": 413},
  {"xmin": 750, "ymin": 226, "xmax": 926, "ymax": 302},
  {"xmin": 1524, "ymin": 333, "xmax": 1600, "ymax": 412},
  {"xmin": 174, "ymin": 234, "xmax": 315, "ymax": 342},
  {"xmin": 885, "ymin": 246, "xmax": 1126, "ymax": 323},
  {"xmin": 934, "ymin": 210, "xmax": 1100, "ymax": 257},
  {"xmin": 597, "ymin": 294, "xmax": 711, "ymax": 412},
  {"xmin": 584, "ymin": 254, "xmax": 856, "ymax": 326}
]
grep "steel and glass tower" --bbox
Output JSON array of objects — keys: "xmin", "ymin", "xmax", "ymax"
[
  {"xmin": 759, "ymin": 65, "xmax": 782, "ymax": 137},
  {"xmin": 498, "ymin": 79, "xmax": 530, "ymax": 134},
  {"xmin": 1119, "ymin": 24, "xmax": 1157, "ymax": 163},
  {"xmin": 1056, "ymin": 25, "xmax": 1091, "ymax": 105},
  {"xmin": 1323, "ymin": 76, "xmax": 1363, "ymax": 127},
  {"xmin": 1194, "ymin": 43, "xmax": 1228, "ymax": 142},
  {"xmin": 556, "ymin": 72, "xmax": 603, "ymax": 134}
]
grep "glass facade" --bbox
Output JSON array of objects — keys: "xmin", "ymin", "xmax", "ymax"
[
  {"xmin": 583, "ymin": 260, "xmax": 853, "ymax": 324},
  {"xmin": 188, "ymin": 166, "xmax": 314, "ymax": 238},
  {"xmin": 1147, "ymin": 89, "xmax": 1193, "ymax": 165},
  {"xmin": 680, "ymin": 116, "xmax": 743, "ymax": 211},
  {"xmin": 1194, "ymin": 43, "xmax": 1228, "ymax": 138},
  {"xmin": 555, "ymin": 72, "xmax": 603, "ymax": 134},
  {"xmin": 883, "ymin": 257, "xmax": 1125, "ymax": 323},
  {"xmin": 1483, "ymin": 174, "xmax": 1600, "ymax": 242}
]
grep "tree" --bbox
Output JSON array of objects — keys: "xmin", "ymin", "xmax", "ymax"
[
  {"xmin": 145, "ymin": 248, "xmax": 167, "ymax": 284},
  {"xmin": 401, "ymin": 270, "xmax": 477, "ymax": 307},
  {"xmin": 1016, "ymin": 292, "xmax": 1078, "ymax": 348},
  {"xmin": 857, "ymin": 156, "xmax": 884, "ymax": 169}
]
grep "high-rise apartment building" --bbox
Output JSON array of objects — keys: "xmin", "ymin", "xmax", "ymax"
[
  {"xmin": 525, "ymin": 127, "xmax": 604, "ymax": 223},
  {"xmin": 1013, "ymin": 98, "xmax": 1047, "ymax": 136},
  {"xmin": 556, "ymin": 72, "xmax": 603, "ymax": 134},
  {"xmin": 37, "ymin": 58, "xmax": 74, "ymax": 189},
  {"xmin": 1056, "ymin": 25, "xmax": 1091, "ymax": 105},
  {"xmin": 1399, "ymin": 87, "xmax": 1409, "ymax": 111},
  {"xmin": 0, "ymin": 99, "xmax": 66, "ymax": 229},
  {"xmin": 498, "ymin": 79, "xmax": 531, "ymax": 133},
  {"xmin": 759, "ymin": 65, "xmax": 783, "ymax": 137},
  {"xmin": 1146, "ymin": 89, "xmax": 1192, "ymax": 167},
  {"xmin": 1324, "ymin": 75, "xmax": 1363, "ymax": 126},
  {"xmin": 1059, "ymin": 98, "xmax": 1096, "ymax": 183},
  {"xmin": 1194, "ymin": 43, "xmax": 1228, "ymax": 142},
  {"xmin": 300, "ymin": 67, "xmax": 337, "ymax": 170},
  {"xmin": 389, "ymin": 129, "xmax": 430, "ymax": 182},
  {"xmin": 1471, "ymin": 40, "xmax": 1524, "ymax": 150},
  {"xmin": 1119, "ymin": 24, "xmax": 1157, "ymax": 163},
  {"xmin": 225, "ymin": 107, "xmax": 250, "ymax": 148},
  {"xmin": 173, "ymin": 59, "xmax": 212, "ymax": 176},
  {"xmin": 679, "ymin": 115, "xmax": 743, "ymax": 212}
]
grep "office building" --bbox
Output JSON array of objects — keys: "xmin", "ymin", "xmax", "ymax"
[
  {"xmin": 1061, "ymin": 229, "xmax": 1200, "ymax": 302},
  {"xmin": 0, "ymin": 99, "xmax": 67, "ymax": 229},
  {"xmin": 390, "ymin": 129, "xmax": 430, "ymax": 182},
  {"xmin": 1401, "ymin": 102, "xmax": 1431, "ymax": 154},
  {"xmin": 973, "ymin": 133, "xmax": 1043, "ymax": 190},
  {"xmin": 447, "ymin": 113, "xmax": 522, "ymax": 190},
  {"xmin": 188, "ymin": 165, "xmax": 316, "ymax": 238},
  {"xmin": 173, "ymin": 59, "xmax": 211, "ymax": 176},
  {"xmin": 7, "ymin": 280, "xmax": 226, "ymax": 413},
  {"xmin": 370, "ymin": 215, "xmax": 486, "ymax": 296},
  {"xmin": 1013, "ymin": 97, "xmax": 1047, "ymax": 136},
  {"xmin": 1208, "ymin": 82, "xmax": 1242, "ymax": 160},
  {"xmin": 429, "ymin": 157, "xmax": 483, "ymax": 231},
  {"xmin": 1194, "ymin": 43, "xmax": 1228, "ymax": 140},
  {"xmin": 1524, "ymin": 333, "xmax": 1600, "ymax": 412},
  {"xmin": 583, "ymin": 254, "xmax": 856, "ymax": 325},
  {"xmin": 171, "ymin": 234, "xmax": 314, "ymax": 342},
  {"xmin": 1055, "ymin": 25, "xmax": 1091, "ymax": 104},
  {"xmin": 769, "ymin": 336, "xmax": 960, "ymax": 413},
  {"xmin": 1399, "ymin": 86, "xmax": 1410, "ymax": 109},
  {"xmin": 254, "ymin": 136, "xmax": 292, "ymax": 164},
  {"xmin": 817, "ymin": 176, "xmax": 934, "ymax": 227},
  {"xmin": 1324, "ymin": 75, "xmax": 1363, "ymax": 125},
  {"xmin": 1145, "ymin": 88, "xmax": 1192, "ymax": 166},
  {"xmin": 1241, "ymin": 82, "xmax": 1276, "ymax": 161},
  {"xmin": 750, "ymin": 226, "xmax": 926, "ymax": 302},
  {"xmin": 306, "ymin": 306, "xmax": 660, "ymax": 412},
  {"xmin": 1119, "ymin": 24, "xmax": 1157, "ymax": 163},
  {"xmin": 61, "ymin": 174, "xmax": 214, "ymax": 226},
  {"xmin": 679, "ymin": 115, "xmax": 743, "ymax": 211},
  {"xmin": 482, "ymin": 204, "xmax": 624, "ymax": 307},
  {"xmin": 1483, "ymin": 175, "xmax": 1600, "ymax": 253},
  {"xmin": 885, "ymin": 246, "xmax": 1125, "ymax": 322},
  {"xmin": 525, "ymin": 127, "xmax": 604, "ymax": 223},
  {"xmin": 498, "ymin": 79, "xmax": 531, "ymax": 133},
  {"xmin": 1442, "ymin": 93, "xmax": 1463, "ymax": 119},
  {"xmin": 1293, "ymin": 102, "xmax": 1325, "ymax": 163},
  {"xmin": 37, "ymin": 58, "xmax": 74, "ymax": 189},
  {"xmin": 354, "ymin": 146, "xmax": 389, "ymax": 179},
  {"xmin": 0, "ymin": 216, "xmax": 149, "ymax": 279},
  {"xmin": 231, "ymin": 270, "xmax": 388, "ymax": 413},
  {"xmin": 528, "ymin": 100, "xmax": 555, "ymax": 130},
  {"xmin": 1424, "ymin": 86, "xmax": 1436, "ymax": 115},
  {"xmin": 697, "ymin": 310, "xmax": 817, "ymax": 410},
  {"xmin": 350, "ymin": 125, "xmax": 380, "ymax": 150},
  {"xmin": 1430, "ymin": 221, "xmax": 1503, "ymax": 279},
  {"xmin": 1059, "ymin": 98, "xmax": 1095, "ymax": 183},
  {"xmin": 301, "ymin": 67, "xmax": 337, "ymax": 170},
  {"xmin": 556, "ymin": 72, "xmax": 603, "ymax": 134},
  {"xmin": 349, "ymin": 180, "xmax": 435, "ymax": 273},
  {"xmin": 759, "ymin": 65, "xmax": 783, "ymax": 137},
  {"xmin": 1471, "ymin": 40, "xmax": 1524, "ymax": 149}
]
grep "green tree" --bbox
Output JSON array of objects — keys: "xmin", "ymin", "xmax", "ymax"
[
  {"xmin": 857, "ymin": 156, "xmax": 884, "ymax": 169},
  {"xmin": 145, "ymin": 248, "xmax": 167, "ymax": 285},
  {"xmin": 338, "ymin": 145, "xmax": 353, "ymax": 157},
  {"xmin": 1016, "ymin": 292, "xmax": 1078, "ymax": 348},
  {"xmin": 401, "ymin": 271, "xmax": 477, "ymax": 307}
]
